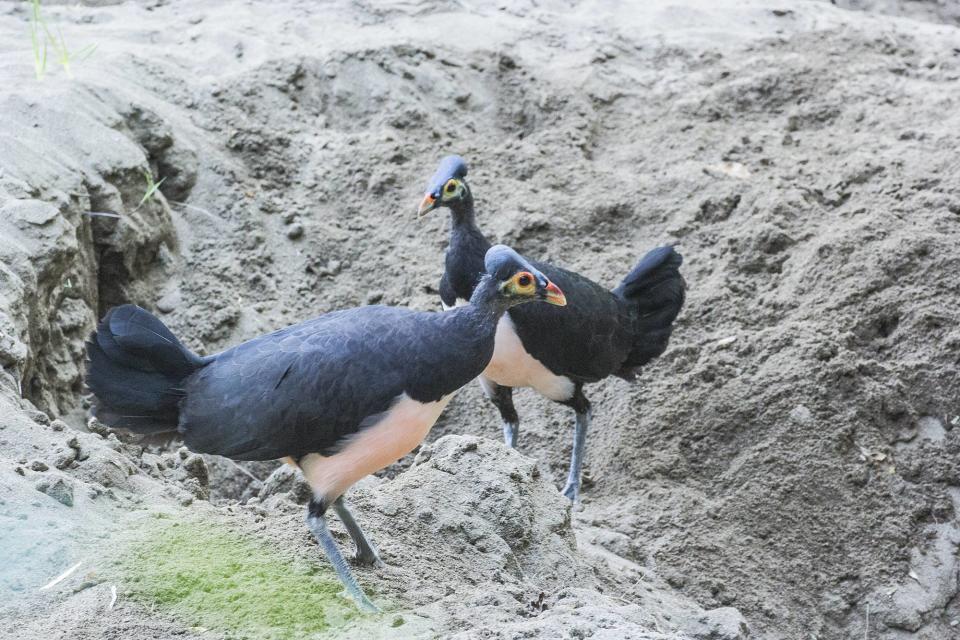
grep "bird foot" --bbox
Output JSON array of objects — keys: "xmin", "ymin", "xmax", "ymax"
[
  {"xmin": 353, "ymin": 550, "xmax": 385, "ymax": 568},
  {"xmin": 560, "ymin": 480, "xmax": 579, "ymax": 503},
  {"xmin": 307, "ymin": 511, "xmax": 380, "ymax": 613},
  {"xmin": 355, "ymin": 593, "xmax": 381, "ymax": 614}
]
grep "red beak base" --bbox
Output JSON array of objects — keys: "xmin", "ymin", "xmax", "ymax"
[
  {"xmin": 417, "ymin": 193, "xmax": 437, "ymax": 217},
  {"xmin": 544, "ymin": 281, "xmax": 567, "ymax": 306}
]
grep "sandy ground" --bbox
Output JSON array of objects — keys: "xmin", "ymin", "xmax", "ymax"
[{"xmin": 1, "ymin": 0, "xmax": 960, "ymax": 638}]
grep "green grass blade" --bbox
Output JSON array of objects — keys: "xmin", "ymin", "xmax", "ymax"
[
  {"xmin": 29, "ymin": 0, "xmax": 47, "ymax": 80},
  {"xmin": 138, "ymin": 173, "xmax": 167, "ymax": 208},
  {"xmin": 28, "ymin": 0, "xmax": 97, "ymax": 78}
]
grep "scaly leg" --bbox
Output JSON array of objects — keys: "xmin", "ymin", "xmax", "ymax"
[
  {"xmin": 560, "ymin": 388, "xmax": 592, "ymax": 502},
  {"xmin": 306, "ymin": 498, "xmax": 379, "ymax": 613},
  {"xmin": 479, "ymin": 375, "xmax": 519, "ymax": 448},
  {"xmin": 332, "ymin": 496, "xmax": 383, "ymax": 567}
]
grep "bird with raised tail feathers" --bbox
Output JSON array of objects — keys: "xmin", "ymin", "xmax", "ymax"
[
  {"xmin": 418, "ymin": 155, "xmax": 686, "ymax": 502},
  {"xmin": 85, "ymin": 244, "xmax": 566, "ymax": 612}
]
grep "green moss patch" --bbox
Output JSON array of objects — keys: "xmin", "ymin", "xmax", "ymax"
[{"xmin": 118, "ymin": 520, "xmax": 357, "ymax": 639}]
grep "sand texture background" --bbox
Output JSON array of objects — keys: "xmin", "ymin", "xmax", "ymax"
[{"xmin": 1, "ymin": 0, "xmax": 959, "ymax": 638}]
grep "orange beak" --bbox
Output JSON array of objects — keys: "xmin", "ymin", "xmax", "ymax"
[
  {"xmin": 543, "ymin": 281, "xmax": 567, "ymax": 306},
  {"xmin": 417, "ymin": 193, "xmax": 437, "ymax": 217}
]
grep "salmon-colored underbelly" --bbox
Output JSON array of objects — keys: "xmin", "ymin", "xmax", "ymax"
[{"xmin": 298, "ymin": 392, "xmax": 453, "ymax": 501}]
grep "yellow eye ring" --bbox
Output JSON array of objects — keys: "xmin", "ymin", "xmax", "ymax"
[
  {"xmin": 444, "ymin": 180, "xmax": 458, "ymax": 194},
  {"xmin": 511, "ymin": 271, "xmax": 535, "ymax": 294}
]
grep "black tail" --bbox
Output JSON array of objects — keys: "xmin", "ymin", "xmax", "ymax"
[
  {"xmin": 613, "ymin": 245, "xmax": 686, "ymax": 378},
  {"xmin": 85, "ymin": 304, "xmax": 207, "ymax": 434}
]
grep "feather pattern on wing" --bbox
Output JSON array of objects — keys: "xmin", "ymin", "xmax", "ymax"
[{"xmin": 179, "ymin": 305, "xmax": 493, "ymax": 460}]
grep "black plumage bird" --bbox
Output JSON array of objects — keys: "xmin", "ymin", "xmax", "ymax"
[
  {"xmin": 85, "ymin": 244, "xmax": 566, "ymax": 612},
  {"xmin": 418, "ymin": 155, "xmax": 685, "ymax": 501}
]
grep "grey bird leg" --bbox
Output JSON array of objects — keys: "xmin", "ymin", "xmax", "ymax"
[
  {"xmin": 332, "ymin": 496, "xmax": 383, "ymax": 567},
  {"xmin": 560, "ymin": 388, "xmax": 592, "ymax": 502},
  {"xmin": 306, "ymin": 499, "xmax": 380, "ymax": 613},
  {"xmin": 480, "ymin": 376, "xmax": 519, "ymax": 448}
]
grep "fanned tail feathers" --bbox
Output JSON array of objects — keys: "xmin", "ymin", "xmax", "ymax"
[
  {"xmin": 613, "ymin": 245, "xmax": 686, "ymax": 377},
  {"xmin": 85, "ymin": 304, "xmax": 206, "ymax": 433}
]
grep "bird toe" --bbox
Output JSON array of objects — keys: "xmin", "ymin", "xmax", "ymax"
[
  {"xmin": 354, "ymin": 551, "xmax": 385, "ymax": 568},
  {"xmin": 357, "ymin": 596, "xmax": 381, "ymax": 614}
]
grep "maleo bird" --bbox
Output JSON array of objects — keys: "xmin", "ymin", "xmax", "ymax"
[
  {"xmin": 418, "ymin": 155, "xmax": 685, "ymax": 502},
  {"xmin": 85, "ymin": 244, "xmax": 566, "ymax": 612}
]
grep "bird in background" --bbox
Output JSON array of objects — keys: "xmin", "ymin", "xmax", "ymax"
[
  {"xmin": 85, "ymin": 244, "xmax": 566, "ymax": 612},
  {"xmin": 418, "ymin": 155, "xmax": 685, "ymax": 502}
]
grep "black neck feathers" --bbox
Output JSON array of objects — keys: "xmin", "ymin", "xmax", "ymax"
[
  {"xmin": 468, "ymin": 274, "xmax": 510, "ymax": 317},
  {"xmin": 446, "ymin": 193, "xmax": 491, "ymax": 301},
  {"xmin": 449, "ymin": 189, "xmax": 477, "ymax": 226},
  {"xmin": 405, "ymin": 297, "xmax": 502, "ymax": 403}
]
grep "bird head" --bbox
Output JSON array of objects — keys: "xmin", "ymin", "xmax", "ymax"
[
  {"xmin": 417, "ymin": 155, "xmax": 469, "ymax": 217},
  {"xmin": 484, "ymin": 245, "xmax": 567, "ymax": 307}
]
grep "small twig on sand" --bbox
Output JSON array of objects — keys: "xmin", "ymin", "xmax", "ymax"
[
  {"xmin": 39, "ymin": 560, "xmax": 83, "ymax": 591},
  {"xmin": 108, "ymin": 584, "xmax": 117, "ymax": 610},
  {"xmin": 168, "ymin": 200, "xmax": 226, "ymax": 226},
  {"xmin": 82, "ymin": 211, "xmax": 121, "ymax": 218}
]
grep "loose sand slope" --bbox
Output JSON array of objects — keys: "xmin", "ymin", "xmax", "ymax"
[{"xmin": 0, "ymin": 1, "xmax": 959, "ymax": 638}]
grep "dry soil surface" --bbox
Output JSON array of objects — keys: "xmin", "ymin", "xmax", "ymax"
[{"xmin": 1, "ymin": 1, "xmax": 959, "ymax": 639}]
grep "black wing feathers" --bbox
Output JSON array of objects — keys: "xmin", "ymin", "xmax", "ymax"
[
  {"xmin": 178, "ymin": 306, "xmax": 491, "ymax": 461},
  {"xmin": 89, "ymin": 304, "xmax": 492, "ymax": 461}
]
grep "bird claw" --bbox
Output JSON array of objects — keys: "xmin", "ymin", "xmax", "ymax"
[
  {"xmin": 354, "ymin": 551, "xmax": 385, "ymax": 568},
  {"xmin": 355, "ymin": 595, "xmax": 382, "ymax": 614},
  {"xmin": 561, "ymin": 481, "xmax": 579, "ymax": 503}
]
